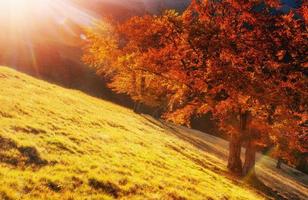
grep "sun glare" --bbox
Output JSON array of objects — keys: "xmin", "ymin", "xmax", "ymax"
[
  {"xmin": 0, "ymin": 0, "xmax": 51, "ymax": 17},
  {"xmin": 6, "ymin": 0, "xmax": 46, "ymax": 9},
  {"xmin": 0, "ymin": 0, "xmax": 56, "ymax": 32},
  {"xmin": 0, "ymin": 0, "xmax": 96, "ymax": 40},
  {"xmin": 0, "ymin": 0, "xmax": 95, "ymax": 28},
  {"xmin": 0, "ymin": 0, "xmax": 96, "ymax": 75}
]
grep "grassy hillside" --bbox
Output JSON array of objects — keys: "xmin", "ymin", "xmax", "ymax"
[{"xmin": 0, "ymin": 66, "xmax": 306, "ymax": 200}]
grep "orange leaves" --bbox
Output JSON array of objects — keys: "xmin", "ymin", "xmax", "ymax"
[
  {"xmin": 82, "ymin": 22, "xmax": 120, "ymax": 78},
  {"xmin": 237, "ymin": 94, "xmax": 250, "ymax": 106},
  {"xmin": 213, "ymin": 98, "xmax": 237, "ymax": 118},
  {"xmin": 83, "ymin": 0, "xmax": 307, "ymax": 159},
  {"xmin": 163, "ymin": 103, "xmax": 197, "ymax": 127},
  {"xmin": 282, "ymin": 12, "xmax": 296, "ymax": 24},
  {"xmin": 264, "ymin": 0, "xmax": 281, "ymax": 8},
  {"xmin": 168, "ymin": 68, "xmax": 187, "ymax": 80},
  {"xmin": 240, "ymin": 11, "xmax": 257, "ymax": 24},
  {"xmin": 301, "ymin": 4, "xmax": 308, "ymax": 24},
  {"xmin": 219, "ymin": 49, "xmax": 245, "ymax": 67},
  {"xmin": 276, "ymin": 50, "xmax": 287, "ymax": 61},
  {"xmin": 197, "ymin": 103, "xmax": 210, "ymax": 115}
]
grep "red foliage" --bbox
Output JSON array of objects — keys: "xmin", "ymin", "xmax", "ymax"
[{"xmin": 83, "ymin": 0, "xmax": 307, "ymax": 175}]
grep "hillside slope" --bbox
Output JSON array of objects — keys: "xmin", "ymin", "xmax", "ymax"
[{"xmin": 0, "ymin": 66, "xmax": 306, "ymax": 200}]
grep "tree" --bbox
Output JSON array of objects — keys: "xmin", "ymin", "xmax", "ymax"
[{"xmin": 83, "ymin": 0, "xmax": 307, "ymax": 177}]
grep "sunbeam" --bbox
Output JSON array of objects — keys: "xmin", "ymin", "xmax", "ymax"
[{"xmin": 0, "ymin": 0, "xmax": 98, "ymax": 74}]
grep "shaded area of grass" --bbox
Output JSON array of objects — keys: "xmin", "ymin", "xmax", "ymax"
[
  {"xmin": 158, "ymin": 118, "xmax": 308, "ymax": 200},
  {"xmin": 247, "ymin": 177, "xmax": 289, "ymax": 200},
  {"xmin": 0, "ymin": 136, "xmax": 47, "ymax": 168},
  {"xmin": 88, "ymin": 178, "xmax": 121, "ymax": 198}
]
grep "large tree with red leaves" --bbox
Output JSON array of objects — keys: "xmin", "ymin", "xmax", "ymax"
[{"xmin": 83, "ymin": 0, "xmax": 307, "ymax": 176}]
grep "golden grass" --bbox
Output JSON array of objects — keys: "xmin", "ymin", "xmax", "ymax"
[{"xmin": 0, "ymin": 66, "xmax": 265, "ymax": 200}]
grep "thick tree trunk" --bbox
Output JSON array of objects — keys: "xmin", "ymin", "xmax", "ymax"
[
  {"xmin": 276, "ymin": 157, "xmax": 283, "ymax": 169},
  {"xmin": 243, "ymin": 140, "xmax": 256, "ymax": 177},
  {"xmin": 228, "ymin": 134, "xmax": 243, "ymax": 175}
]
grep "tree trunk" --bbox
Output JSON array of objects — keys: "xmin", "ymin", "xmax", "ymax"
[
  {"xmin": 228, "ymin": 134, "xmax": 243, "ymax": 175},
  {"xmin": 133, "ymin": 102, "xmax": 141, "ymax": 113},
  {"xmin": 242, "ymin": 140, "xmax": 256, "ymax": 177},
  {"xmin": 296, "ymin": 154, "xmax": 308, "ymax": 173},
  {"xmin": 276, "ymin": 157, "xmax": 283, "ymax": 169}
]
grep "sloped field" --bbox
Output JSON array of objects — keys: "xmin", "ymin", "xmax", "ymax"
[{"xmin": 0, "ymin": 67, "xmax": 306, "ymax": 200}]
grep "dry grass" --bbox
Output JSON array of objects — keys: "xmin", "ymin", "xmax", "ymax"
[{"xmin": 0, "ymin": 66, "xmax": 273, "ymax": 199}]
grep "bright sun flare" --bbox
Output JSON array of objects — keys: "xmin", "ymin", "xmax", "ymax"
[
  {"xmin": 0, "ymin": 0, "xmax": 52, "ymax": 17},
  {"xmin": 4, "ymin": 0, "xmax": 47, "ymax": 8},
  {"xmin": 0, "ymin": 0, "xmax": 96, "ymax": 74},
  {"xmin": 0, "ymin": 0, "xmax": 57, "ymax": 30},
  {"xmin": 0, "ymin": 0, "xmax": 94, "ymax": 26},
  {"xmin": 0, "ymin": 0, "xmax": 95, "ymax": 35}
]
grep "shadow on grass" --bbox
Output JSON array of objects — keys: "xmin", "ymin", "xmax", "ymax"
[
  {"xmin": 139, "ymin": 115, "xmax": 302, "ymax": 200},
  {"xmin": 0, "ymin": 136, "xmax": 48, "ymax": 168},
  {"xmin": 141, "ymin": 115, "xmax": 227, "ymax": 161},
  {"xmin": 246, "ymin": 176, "xmax": 301, "ymax": 200}
]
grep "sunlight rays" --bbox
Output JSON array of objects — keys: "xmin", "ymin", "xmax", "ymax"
[
  {"xmin": 0, "ymin": 0, "xmax": 98, "ymax": 74},
  {"xmin": 0, "ymin": 0, "xmax": 96, "ymax": 24}
]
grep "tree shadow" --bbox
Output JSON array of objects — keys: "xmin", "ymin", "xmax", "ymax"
[
  {"xmin": 166, "ymin": 125, "xmax": 228, "ymax": 160},
  {"xmin": 140, "ymin": 115, "xmax": 305, "ymax": 200},
  {"xmin": 246, "ymin": 176, "xmax": 301, "ymax": 200}
]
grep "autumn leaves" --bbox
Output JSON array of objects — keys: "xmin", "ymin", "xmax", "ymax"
[{"xmin": 83, "ymin": 0, "xmax": 307, "ymax": 176}]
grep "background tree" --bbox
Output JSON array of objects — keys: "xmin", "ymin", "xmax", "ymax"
[{"xmin": 83, "ymin": 0, "xmax": 307, "ymax": 176}]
